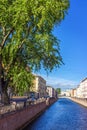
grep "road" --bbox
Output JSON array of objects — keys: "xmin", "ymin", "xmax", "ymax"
[{"xmin": 24, "ymin": 98, "xmax": 87, "ymax": 130}]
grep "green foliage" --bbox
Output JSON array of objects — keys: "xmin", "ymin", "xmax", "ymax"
[
  {"xmin": 56, "ymin": 88, "xmax": 61, "ymax": 94},
  {"xmin": 9, "ymin": 66, "xmax": 34, "ymax": 96},
  {"xmin": 0, "ymin": 0, "xmax": 70, "ymax": 95}
]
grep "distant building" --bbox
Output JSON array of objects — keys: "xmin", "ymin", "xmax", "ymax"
[
  {"xmin": 75, "ymin": 78, "xmax": 87, "ymax": 98},
  {"xmin": 73, "ymin": 88, "xmax": 77, "ymax": 97},
  {"xmin": 69, "ymin": 88, "xmax": 76, "ymax": 97},
  {"xmin": 78, "ymin": 78, "xmax": 87, "ymax": 98},
  {"xmin": 61, "ymin": 90, "xmax": 70, "ymax": 97},
  {"xmin": 76, "ymin": 86, "xmax": 82, "ymax": 98},
  {"xmin": 30, "ymin": 75, "xmax": 46, "ymax": 98},
  {"xmin": 69, "ymin": 78, "xmax": 87, "ymax": 98},
  {"xmin": 46, "ymin": 86, "xmax": 58, "ymax": 98}
]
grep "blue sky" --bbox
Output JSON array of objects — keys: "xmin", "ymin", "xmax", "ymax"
[{"xmin": 37, "ymin": 0, "xmax": 87, "ymax": 90}]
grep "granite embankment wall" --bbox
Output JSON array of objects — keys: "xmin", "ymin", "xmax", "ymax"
[
  {"xmin": 70, "ymin": 97, "xmax": 87, "ymax": 107},
  {"xmin": 0, "ymin": 98, "xmax": 57, "ymax": 130}
]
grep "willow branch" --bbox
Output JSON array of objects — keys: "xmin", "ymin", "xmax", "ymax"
[{"xmin": 1, "ymin": 27, "xmax": 14, "ymax": 48}]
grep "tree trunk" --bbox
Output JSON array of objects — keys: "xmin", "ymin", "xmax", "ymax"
[
  {"xmin": 0, "ymin": 54, "xmax": 2, "ymax": 95},
  {"xmin": 0, "ymin": 54, "xmax": 10, "ymax": 105},
  {"xmin": 1, "ymin": 85, "xmax": 10, "ymax": 105}
]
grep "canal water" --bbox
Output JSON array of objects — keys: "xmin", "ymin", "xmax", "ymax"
[{"xmin": 24, "ymin": 98, "xmax": 87, "ymax": 130}]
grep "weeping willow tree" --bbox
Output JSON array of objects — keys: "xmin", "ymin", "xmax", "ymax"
[{"xmin": 0, "ymin": 0, "xmax": 69, "ymax": 104}]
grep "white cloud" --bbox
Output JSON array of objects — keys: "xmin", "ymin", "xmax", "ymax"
[{"xmin": 37, "ymin": 74, "xmax": 79, "ymax": 90}]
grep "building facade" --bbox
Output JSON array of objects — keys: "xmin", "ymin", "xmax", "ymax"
[
  {"xmin": 79, "ymin": 78, "xmax": 87, "ymax": 98},
  {"xmin": 70, "ymin": 78, "xmax": 87, "ymax": 98},
  {"xmin": 46, "ymin": 86, "xmax": 58, "ymax": 98},
  {"xmin": 30, "ymin": 75, "xmax": 46, "ymax": 98}
]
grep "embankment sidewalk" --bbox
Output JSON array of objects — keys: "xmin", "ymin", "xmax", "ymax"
[{"xmin": 67, "ymin": 97, "xmax": 87, "ymax": 107}]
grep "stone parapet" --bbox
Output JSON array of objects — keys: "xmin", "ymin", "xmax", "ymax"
[
  {"xmin": 69, "ymin": 97, "xmax": 87, "ymax": 107},
  {"xmin": 0, "ymin": 97, "xmax": 57, "ymax": 130}
]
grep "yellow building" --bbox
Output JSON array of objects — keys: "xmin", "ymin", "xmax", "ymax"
[{"xmin": 30, "ymin": 75, "xmax": 46, "ymax": 98}]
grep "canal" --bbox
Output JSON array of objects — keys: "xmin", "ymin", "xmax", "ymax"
[{"xmin": 23, "ymin": 98, "xmax": 87, "ymax": 130}]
